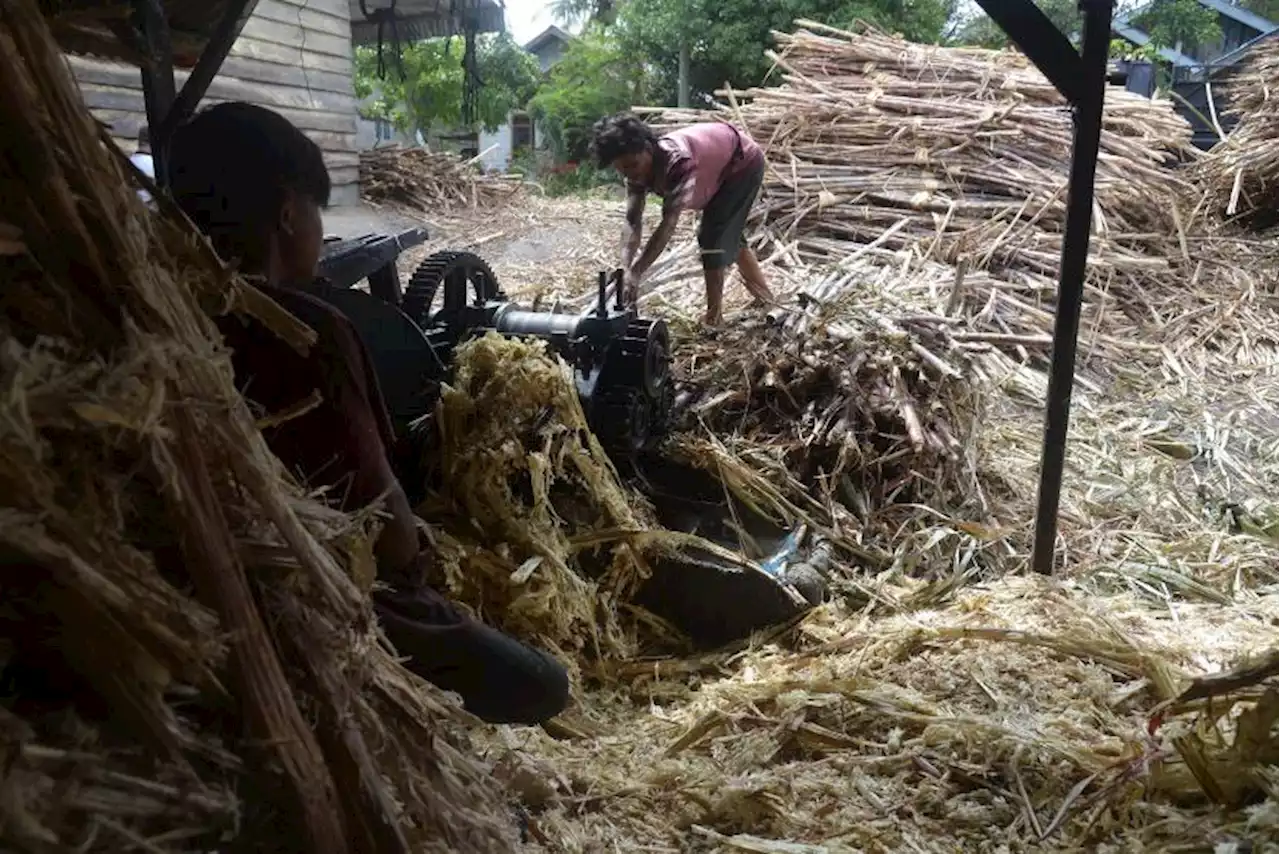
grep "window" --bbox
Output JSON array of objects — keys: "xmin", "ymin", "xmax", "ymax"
[
  {"xmin": 511, "ymin": 112, "xmax": 534, "ymax": 153},
  {"xmin": 376, "ymin": 119, "xmax": 393, "ymax": 142}
]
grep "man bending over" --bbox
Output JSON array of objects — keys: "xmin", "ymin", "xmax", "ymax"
[
  {"xmin": 168, "ymin": 102, "xmax": 568, "ymax": 725},
  {"xmin": 590, "ymin": 113, "xmax": 774, "ymax": 326}
]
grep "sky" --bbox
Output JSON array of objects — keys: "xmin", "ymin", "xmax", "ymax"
[
  {"xmin": 497, "ymin": 0, "xmax": 1157, "ymax": 46},
  {"xmin": 502, "ymin": 0, "xmax": 573, "ymax": 46}
]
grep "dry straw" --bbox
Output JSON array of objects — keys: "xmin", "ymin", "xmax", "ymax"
[
  {"xmin": 421, "ymin": 332, "xmax": 660, "ymax": 673},
  {"xmin": 361, "ymin": 145, "xmax": 523, "ymax": 212},
  {"xmin": 1191, "ymin": 37, "xmax": 1279, "ymax": 225},
  {"xmin": 0, "ymin": 2, "xmax": 516, "ymax": 851},
  {"xmin": 463, "ymin": 22, "xmax": 1278, "ymax": 853}
]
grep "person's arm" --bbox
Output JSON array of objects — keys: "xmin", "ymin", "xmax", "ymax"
[
  {"xmin": 630, "ymin": 158, "xmax": 695, "ymax": 280},
  {"xmin": 630, "ymin": 209, "xmax": 682, "ymax": 281},
  {"xmin": 255, "ymin": 298, "xmax": 420, "ymax": 581},
  {"xmin": 317, "ymin": 317, "xmax": 421, "ymax": 579},
  {"xmin": 621, "ymin": 185, "xmax": 646, "ymax": 272}
]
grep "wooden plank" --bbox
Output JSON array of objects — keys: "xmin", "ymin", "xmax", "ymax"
[
  {"xmin": 240, "ymin": 16, "xmax": 352, "ymax": 59},
  {"xmin": 79, "ymin": 85, "xmax": 358, "ymax": 136},
  {"xmin": 219, "ymin": 56, "xmax": 353, "ymax": 96},
  {"xmin": 101, "ymin": 128, "xmax": 358, "ymax": 184},
  {"xmin": 73, "ymin": 62, "xmax": 356, "ymax": 115},
  {"xmin": 205, "ymin": 75, "xmax": 356, "ymax": 114},
  {"xmin": 254, "ymin": 0, "xmax": 352, "ymax": 39},
  {"xmin": 68, "ymin": 51, "xmax": 353, "ymax": 99},
  {"xmin": 308, "ymin": 131, "xmax": 359, "ymax": 152},
  {"xmin": 232, "ymin": 36, "xmax": 352, "ymax": 75},
  {"xmin": 323, "ymin": 152, "xmax": 360, "ymax": 169}
]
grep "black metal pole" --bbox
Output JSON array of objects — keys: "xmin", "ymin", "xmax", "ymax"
[
  {"xmin": 968, "ymin": 0, "xmax": 1084, "ymax": 104},
  {"xmin": 155, "ymin": 0, "xmax": 261, "ymax": 150},
  {"xmin": 1030, "ymin": 0, "xmax": 1114, "ymax": 574},
  {"xmin": 134, "ymin": 0, "xmax": 176, "ymax": 186}
]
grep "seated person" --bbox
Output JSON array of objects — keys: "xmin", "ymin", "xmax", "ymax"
[{"xmin": 167, "ymin": 102, "xmax": 568, "ymax": 725}]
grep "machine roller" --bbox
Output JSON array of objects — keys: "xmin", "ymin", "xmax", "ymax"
[{"xmin": 315, "ymin": 235, "xmax": 673, "ymax": 458}]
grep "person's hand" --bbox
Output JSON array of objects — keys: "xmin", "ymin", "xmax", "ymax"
[{"xmin": 621, "ymin": 269, "xmax": 641, "ymax": 306}]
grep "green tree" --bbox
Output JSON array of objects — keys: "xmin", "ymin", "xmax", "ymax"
[
  {"xmin": 951, "ymin": 0, "xmax": 1085, "ymax": 48},
  {"xmin": 354, "ymin": 34, "xmax": 541, "ymax": 135},
  {"xmin": 1134, "ymin": 0, "xmax": 1222, "ymax": 52},
  {"xmin": 550, "ymin": 0, "xmax": 618, "ymax": 26},
  {"xmin": 1233, "ymin": 0, "xmax": 1278, "ymax": 21},
  {"xmin": 528, "ymin": 26, "xmax": 651, "ymax": 161},
  {"xmin": 615, "ymin": 0, "xmax": 954, "ymax": 103}
]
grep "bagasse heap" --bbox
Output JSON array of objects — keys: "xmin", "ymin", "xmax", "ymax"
[
  {"xmin": 0, "ymin": 1, "xmax": 516, "ymax": 851},
  {"xmin": 421, "ymin": 331, "xmax": 662, "ymax": 670}
]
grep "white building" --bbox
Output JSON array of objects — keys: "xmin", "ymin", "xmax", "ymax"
[
  {"xmin": 353, "ymin": 25, "xmax": 572, "ymax": 169},
  {"xmin": 475, "ymin": 25, "xmax": 573, "ymax": 171},
  {"xmin": 354, "ymin": 81, "xmax": 422, "ymax": 149}
]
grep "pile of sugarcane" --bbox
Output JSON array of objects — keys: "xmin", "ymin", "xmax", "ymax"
[
  {"xmin": 1194, "ymin": 37, "xmax": 1279, "ymax": 225},
  {"xmin": 647, "ymin": 21, "xmax": 1196, "ymax": 278},
  {"xmin": 640, "ymin": 22, "xmax": 1237, "ymax": 375},
  {"xmin": 662, "ymin": 247, "xmax": 988, "ymax": 551},
  {"xmin": 360, "ymin": 145, "xmax": 522, "ymax": 212}
]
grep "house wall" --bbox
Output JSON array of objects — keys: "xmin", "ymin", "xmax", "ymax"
[
  {"xmin": 533, "ymin": 39, "xmax": 567, "ymax": 72},
  {"xmin": 354, "ymin": 86, "xmax": 420, "ymax": 149},
  {"xmin": 1185, "ymin": 13, "xmax": 1265, "ymax": 61},
  {"xmin": 355, "ymin": 114, "xmax": 420, "ymax": 149},
  {"xmin": 475, "ymin": 38, "xmax": 564, "ymax": 171},
  {"xmin": 477, "ymin": 114, "xmax": 541, "ymax": 172},
  {"xmin": 477, "ymin": 123, "xmax": 512, "ymax": 171},
  {"xmin": 68, "ymin": 0, "xmax": 361, "ymax": 205}
]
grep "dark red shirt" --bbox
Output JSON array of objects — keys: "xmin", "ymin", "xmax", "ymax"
[
  {"xmin": 215, "ymin": 282, "xmax": 400, "ymax": 512},
  {"xmin": 626, "ymin": 123, "xmax": 765, "ymax": 214}
]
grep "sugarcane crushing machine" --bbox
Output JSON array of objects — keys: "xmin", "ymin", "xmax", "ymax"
[{"xmin": 315, "ymin": 231, "xmax": 673, "ymax": 457}]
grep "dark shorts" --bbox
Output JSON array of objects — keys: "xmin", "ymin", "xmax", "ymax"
[{"xmin": 698, "ymin": 159, "xmax": 765, "ymax": 271}]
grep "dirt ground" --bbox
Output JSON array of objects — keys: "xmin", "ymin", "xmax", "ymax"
[
  {"xmin": 383, "ymin": 195, "xmax": 629, "ymax": 301},
  {"xmin": 333, "ymin": 193, "xmax": 712, "ymax": 309}
]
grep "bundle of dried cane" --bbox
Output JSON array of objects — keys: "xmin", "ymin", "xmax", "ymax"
[
  {"xmin": 361, "ymin": 145, "xmax": 522, "ymax": 212},
  {"xmin": 0, "ymin": 1, "xmax": 515, "ymax": 851},
  {"xmin": 1194, "ymin": 38, "xmax": 1279, "ymax": 224}
]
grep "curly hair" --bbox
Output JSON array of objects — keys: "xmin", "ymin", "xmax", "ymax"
[{"xmin": 589, "ymin": 113, "xmax": 657, "ymax": 169}]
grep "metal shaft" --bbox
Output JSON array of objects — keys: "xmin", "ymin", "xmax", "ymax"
[{"xmin": 1031, "ymin": 0, "xmax": 1114, "ymax": 574}]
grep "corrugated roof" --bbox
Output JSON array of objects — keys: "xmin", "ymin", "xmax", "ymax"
[
  {"xmin": 348, "ymin": 0, "xmax": 504, "ymax": 45},
  {"xmin": 43, "ymin": 0, "xmax": 257, "ymax": 68},
  {"xmin": 522, "ymin": 24, "xmax": 571, "ymax": 54},
  {"xmin": 45, "ymin": 0, "xmax": 507, "ymax": 68},
  {"xmin": 1194, "ymin": 0, "xmax": 1278, "ymax": 35}
]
